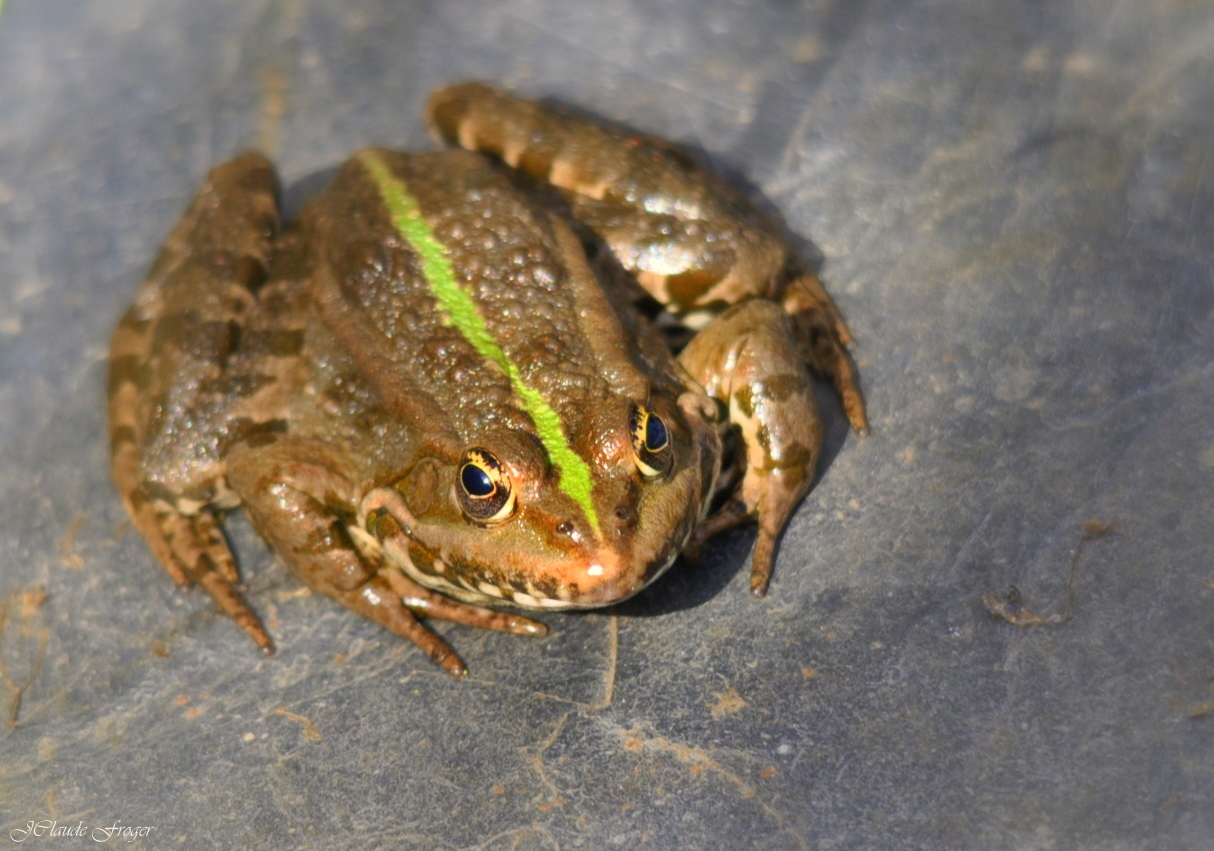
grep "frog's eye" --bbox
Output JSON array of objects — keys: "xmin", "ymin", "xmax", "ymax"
[
  {"xmin": 457, "ymin": 448, "xmax": 515, "ymax": 523},
  {"xmin": 630, "ymin": 405, "xmax": 673, "ymax": 479}
]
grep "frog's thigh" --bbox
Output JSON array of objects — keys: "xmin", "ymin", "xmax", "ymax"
[
  {"xmin": 225, "ymin": 438, "xmax": 468, "ymax": 675},
  {"xmin": 427, "ymin": 83, "xmax": 786, "ymax": 311},
  {"xmin": 679, "ymin": 300, "xmax": 824, "ymax": 596}
]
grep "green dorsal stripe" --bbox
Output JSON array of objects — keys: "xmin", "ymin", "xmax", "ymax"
[{"xmin": 359, "ymin": 150, "xmax": 600, "ymax": 534}]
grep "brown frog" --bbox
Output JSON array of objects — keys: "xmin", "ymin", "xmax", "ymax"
[{"xmin": 108, "ymin": 83, "xmax": 867, "ymax": 675}]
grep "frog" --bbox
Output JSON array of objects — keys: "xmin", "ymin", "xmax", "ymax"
[{"xmin": 108, "ymin": 82, "xmax": 868, "ymax": 676}]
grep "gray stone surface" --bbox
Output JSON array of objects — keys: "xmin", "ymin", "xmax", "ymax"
[{"xmin": 1, "ymin": 1, "xmax": 1212, "ymax": 848}]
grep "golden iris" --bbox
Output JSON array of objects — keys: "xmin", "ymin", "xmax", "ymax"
[{"xmin": 457, "ymin": 448, "xmax": 515, "ymax": 522}]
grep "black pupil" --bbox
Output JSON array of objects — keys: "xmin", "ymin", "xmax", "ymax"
[
  {"xmin": 461, "ymin": 464, "xmax": 495, "ymax": 497},
  {"xmin": 645, "ymin": 413, "xmax": 668, "ymax": 450}
]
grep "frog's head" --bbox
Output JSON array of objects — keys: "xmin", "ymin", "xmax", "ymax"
[{"xmin": 359, "ymin": 388, "xmax": 721, "ymax": 610}]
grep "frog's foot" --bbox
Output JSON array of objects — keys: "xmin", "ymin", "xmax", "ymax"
[
  {"xmin": 120, "ymin": 488, "xmax": 275, "ymax": 653},
  {"xmin": 741, "ymin": 467, "xmax": 813, "ymax": 597},
  {"xmin": 335, "ymin": 574, "xmax": 469, "ymax": 677},
  {"xmin": 679, "ymin": 300, "xmax": 824, "ymax": 595},
  {"xmin": 783, "ymin": 272, "xmax": 868, "ymax": 435},
  {"xmin": 683, "ymin": 495, "xmax": 751, "ymax": 563},
  {"xmin": 321, "ymin": 570, "xmax": 546, "ymax": 679}
]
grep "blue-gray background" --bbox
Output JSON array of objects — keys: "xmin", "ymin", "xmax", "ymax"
[{"xmin": 0, "ymin": 1, "xmax": 1211, "ymax": 848}]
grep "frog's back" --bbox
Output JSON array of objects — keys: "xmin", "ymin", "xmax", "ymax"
[{"xmin": 299, "ymin": 149, "xmax": 670, "ymax": 460}]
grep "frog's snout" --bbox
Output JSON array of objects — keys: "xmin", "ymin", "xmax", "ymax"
[
  {"xmin": 560, "ymin": 549, "xmax": 639, "ymax": 605},
  {"xmin": 562, "ymin": 543, "xmax": 680, "ymax": 607}
]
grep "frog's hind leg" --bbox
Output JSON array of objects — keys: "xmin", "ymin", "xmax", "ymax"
[
  {"xmin": 679, "ymin": 300, "xmax": 825, "ymax": 596},
  {"xmin": 428, "ymin": 82, "xmax": 868, "ymax": 435},
  {"xmin": 108, "ymin": 152, "xmax": 281, "ymax": 653}
]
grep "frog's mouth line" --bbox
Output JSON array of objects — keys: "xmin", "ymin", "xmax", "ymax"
[
  {"xmin": 360, "ymin": 520, "xmax": 684, "ymax": 611},
  {"xmin": 387, "ymin": 536, "xmax": 684, "ymax": 611}
]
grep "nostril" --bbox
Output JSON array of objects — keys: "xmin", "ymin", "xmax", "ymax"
[
  {"xmin": 614, "ymin": 505, "xmax": 635, "ymax": 527},
  {"xmin": 556, "ymin": 521, "xmax": 574, "ymax": 535}
]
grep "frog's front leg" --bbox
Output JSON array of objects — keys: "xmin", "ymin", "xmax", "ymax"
[
  {"xmin": 678, "ymin": 300, "xmax": 823, "ymax": 596},
  {"xmin": 225, "ymin": 438, "xmax": 544, "ymax": 676}
]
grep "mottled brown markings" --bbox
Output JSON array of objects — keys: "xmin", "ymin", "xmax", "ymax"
[
  {"xmin": 112, "ymin": 90, "xmax": 869, "ymax": 672},
  {"xmin": 465, "ymin": 121, "xmax": 506, "ymax": 159},
  {"xmin": 733, "ymin": 385, "xmax": 756, "ymax": 419},
  {"xmin": 161, "ymin": 475, "xmax": 225, "ymax": 507},
  {"xmin": 518, "ymin": 144, "xmax": 557, "ymax": 183},
  {"xmin": 425, "ymin": 94, "xmax": 466, "ymax": 146},
  {"xmin": 108, "ymin": 394, "xmax": 139, "ymax": 443},
  {"xmin": 321, "ymin": 494, "xmax": 358, "ymax": 527},
  {"xmin": 697, "ymin": 438, "xmax": 719, "ymax": 509},
  {"xmin": 399, "ymin": 458, "xmax": 438, "ymax": 516},
  {"xmin": 782, "ymin": 270, "xmax": 852, "ymax": 346},
  {"xmin": 506, "ymin": 576, "xmax": 533, "ymax": 594},
  {"xmin": 255, "ymin": 281, "xmax": 306, "ymax": 316},
  {"xmin": 108, "ymin": 424, "xmax": 138, "ymax": 456},
  {"xmin": 242, "ymin": 328, "xmax": 304, "ymax": 357},
  {"xmin": 311, "ymin": 266, "xmax": 461, "ymax": 450},
  {"xmin": 405, "ymin": 540, "xmax": 439, "ymax": 576},
  {"xmin": 152, "ymin": 314, "xmax": 240, "ymax": 364},
  {"xmin": 665, "ymin": 265, "xmax": 732, "ymax": 309},
  {"xmin": 141, "ymin": 479, "xmax": 183, "ymax": 506},
  {"xmin": 613, "ymin": 502, "xmax": 636, "ymax": 528},
  {"xmin": 429, "ymin": 83, "xmax": 792, "ymax": 326},
  {"xmin": 115, "ymin": 309, "xmax": 153, "ymax": 338},
  {"xmin": 548, "ymin": 160, "xmax": 610, "ymax": 200},
  {"xmin": 773, "ymin": 440, "xmax": 814, "ymax": 470},
  {"xmin": 329, "ymin": 149, "xmax": 617, "ymax": 460},
  {"xmin": 224, "ymin": 417, "xmax": 288, "ymax": 450},
  {"xmin": 753, "ymin": 425, "xmax": 771, "ymax": 460},
  {"xmin": 125, "ymin": 487, "xmax": 148, "ymax": 511},
  {"xmin": 188, "ymin": 510, "xmax": 242, "ymax": 585},
  {"xmin": 109, "ymin": 313, "xmax": 154, "ymax": 363},
  {"xmin": 105, "ymin": 153, "xmax": 283, "ymax": 654},
  {"xmin": 781, "ymin": 279, "xmax": 866, "ymax": 433},
  {"xmin": 758, "ymin": 373, "xmax": 808, "ymax": 403},
  {"xmin": 301, "ymin": 520, "xmax": 353, "ymax": 556},
  {"xmin": 221, "ymin": 372, "xmax": 278, "ymax": 400},
  {"xmin": 234, "ymin": 254, "xmax": 270, "ymax": 292},
  {"xmin": 529, "ymin": 575, "xmax": 561, "ymax": 601},
  {"xmin": 367, "ymin": 508, "xmax": 401, "ymax": 541},
  {"xmin": 106, "ymin": 354, "xmax": 147, "ymax": 394}
]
